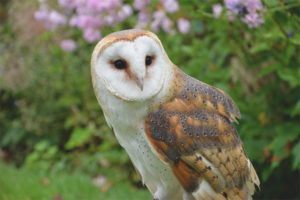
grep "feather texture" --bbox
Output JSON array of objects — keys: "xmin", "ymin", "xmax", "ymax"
[{"xmin": 145, "ymin": 67, "xmax": 259, "ymax": 199}]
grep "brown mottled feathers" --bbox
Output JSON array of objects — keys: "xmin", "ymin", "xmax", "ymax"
[{"xmin": 145, "ymin": 68, "xmax": 259, "ymax": 199}]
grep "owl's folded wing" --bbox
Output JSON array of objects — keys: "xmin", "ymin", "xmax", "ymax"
[{"xmin": 144, "ymin": 71, "xmax": 259, "ymax": 199}]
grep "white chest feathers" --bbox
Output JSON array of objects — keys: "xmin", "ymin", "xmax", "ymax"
[
  {"xmin": 100, "ymin": 93, "xmax": 183, "ymax": 199},
  {"xmin": 90, "ymin": 29, "xmax": 189, "ymax": 199}
]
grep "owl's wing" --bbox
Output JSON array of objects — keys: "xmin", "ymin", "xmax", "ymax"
[{"xmin": 145, "ymin": 70, "xmax": 259, "ymax": 200}]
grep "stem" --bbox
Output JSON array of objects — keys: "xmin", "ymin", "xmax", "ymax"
[
  {"xmin": 267, "ymin": 1, "xmax": 300, "ymax": 12},
  {"xmin": 196, "ymin": 9, "xmax": 215, "ymax": 19}
]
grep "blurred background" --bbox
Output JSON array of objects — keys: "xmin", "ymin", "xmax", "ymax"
[{"xmin": 0, "ymin": 0, "xmax": 300, "ymax": 199}]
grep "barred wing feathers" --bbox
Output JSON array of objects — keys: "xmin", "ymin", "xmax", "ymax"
[{"xmin": 145, "ymin": 68, "xmax": 259, "ymax": 200}]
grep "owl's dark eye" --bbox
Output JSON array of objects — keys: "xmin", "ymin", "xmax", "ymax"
[
  {"xmin": 113, "ymin": 59, "xmax": 127, "ymax": 69},
  {"xmin": 145, "ymin": 56, "xmax": 152, "ymax": 66}
]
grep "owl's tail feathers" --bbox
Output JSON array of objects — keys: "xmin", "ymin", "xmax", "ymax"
[
  {"xmin": 224, "ymin": 161, "xmax": 260, "ymax": 200},
  {"xmin": 192, "ymin": 184, "xmax": 254, "ymax": 200},
  {"xmin": 249, "ymin": 161, "xmax": 260, "ymax": 189},
  {"xmin": 222, "ymin": 161, "xmax": 260, "ymax": 200},
  {"xmin": 192, "ymin": 183, "xmax": 250, "ymax": 200},
  {"xmin": 192, "ymin": 161, "xmax": 260, "ymax": 200},
  {"xmin": 243, "ymin": 160, "xmax": 260, "ymax": 199}
]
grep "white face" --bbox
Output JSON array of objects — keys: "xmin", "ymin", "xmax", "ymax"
[{"xmin": 93, "ymin": 36, "xmax": 168, "ymax": 101}]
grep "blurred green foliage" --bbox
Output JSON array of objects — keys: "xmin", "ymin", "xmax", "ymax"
[
  {"xmin": 0, "ymin": 0, "xmax": 300, "ymax": 199},
  {"xmin": 0, "ymin": 161, "xmax": 151, "ymax": 200}
]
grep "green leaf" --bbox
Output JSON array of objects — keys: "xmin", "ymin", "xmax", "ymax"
[
  {"xmin": 291, "ymin": 100, "xmax": 300, "ymax": 117},
  {"xmin": 243, "ymin": 139, "xmax": 269, "ymax": 162},
  {"xmin": 277, "ymin": 67, "xmax": 300, "ymax": 88},
  {"xmin": 45, "ymin": 146, "xmax": 58, "ymax": 158},
  {"xmin": 191, "ymin": 20, "xmax": 204, "ymax": 34},
  {"xmin": 100, "ymin": 149, "xmax": 130, "ymax": 165},
  {"xmin": 273, "ymin": 11, "xmax": 288, "ymax": 24},
  {"xmin": 262, "ymin": 29, "xmax": 284, "ymax": 40},
  {"xmin": 25, "ymin": 152, "xmax": 40, "ymax": 164},
  {"xmin": 269, "ymin": 123, "xmax": 299, "ymax": 157},
  {"xmin": 264, "ymin": 0, "xmax": 280, "ymax": 7},
  {"xmin": 1, "ymin": 121, "xmax": 26, "ymax": 147},
  {"xmin": 250, "ymin": 41, "xmax": 270, "ymax": 53},
  {"xmin": 35, "ymin": 140, "xmax": 49, "ymax": 152},
  {"xmin": 292, "ymin": 142, "xmax": 300, "ymax": 170},
  {"xmin": 57, "ymin": 95, "xmax": 81, "ymax": 108},
  {"xmin": 65, "ymin": 126, "xmax": 94, "ymax": 150},
  {"xmin": 290, "ymin": 34, "xmax": 300, "ymax": 45},
  {"xmin": 262, "ymin": 166, "xmax": 274, "ymax": 181},
  {"xmin": 257, "ymin": 64, "xmax": 280, "ymax": 78},
  {"xmin": 98, "ymin": 141, "xmax": 113, "ymax": 151}
]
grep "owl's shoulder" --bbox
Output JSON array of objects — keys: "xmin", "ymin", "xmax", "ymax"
[
  {"xmin": 177, "ymin": 68, "xmax": 240, "ymax": 121},
  {"xmin": 152, "ymin": 67, "xmax": 240, "ymax": 123}
]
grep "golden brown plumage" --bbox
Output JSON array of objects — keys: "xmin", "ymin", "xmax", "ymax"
[{"xmin": 145, "ymin": 67, "xmax": 259, "ymax": 199}]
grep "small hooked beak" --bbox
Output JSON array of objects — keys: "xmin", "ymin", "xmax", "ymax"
[{"xmin": 135, "ymin": 77, "xmax": 144, "ymax": 91}]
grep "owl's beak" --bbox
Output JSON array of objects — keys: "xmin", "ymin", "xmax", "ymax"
[{"xmin": 136, "ymin": 78, "xmax": 144, "ymax": 91}]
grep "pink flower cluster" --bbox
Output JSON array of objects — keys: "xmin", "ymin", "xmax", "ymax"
[
  {"xmin": 215, "ymin": 0, "xmax": 265, "ymax": 28},
  {"xmin": 177, "ymin": 18, "xmax": 190, "ymax": 34},
  {"xmin": 61, "ymin": 39, "xmax": 77, "ymax": 52},
  {"xmin": 34, "ymin": 0, "xmax": 192, "ymax": 51},
  {"xmin": 35, "ymin": 0, "xmax": 132, "ymax": 45},
  {"xmin": 134, "ymin": 0, "xmax": 189, "ymax": 34},
  {"xmin": 241, "ymin": 0, "xmax": 265, "ymax": 28},
  {"xmin": 34, "ymin": 5, "xmax": 67, "ymax": 30}
]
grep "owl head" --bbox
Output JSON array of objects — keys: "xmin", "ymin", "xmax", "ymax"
[{"xmin": 91, "ymin": 29, "xmax": 171, "ymax": 102}]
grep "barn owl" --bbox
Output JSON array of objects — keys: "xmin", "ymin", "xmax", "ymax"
[{"xmin": 91, "ymin": 29, "xmax": 259, "ymax": 200}]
